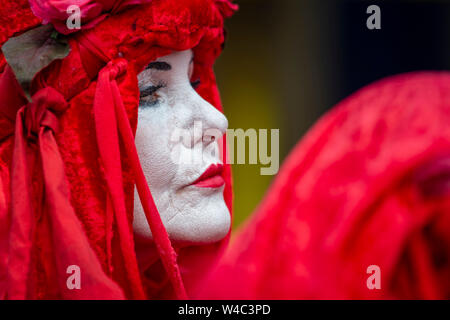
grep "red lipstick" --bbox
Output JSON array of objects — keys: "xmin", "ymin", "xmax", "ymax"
[{"xmin": 191, "ymin": 164, "xmax": 225, "ymax": 188}]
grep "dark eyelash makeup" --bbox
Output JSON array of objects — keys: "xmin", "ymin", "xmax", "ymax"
[
  {"xmin": 140, "ymin": 84, "xmax": 164, "ymax": 98},
  {"xmin": 139, "ymin": 82, "xmax": 166, "ymax": 108},
  {"xmin": 139, "ymin": 79, "xmax": 201, "ymax": 109}
]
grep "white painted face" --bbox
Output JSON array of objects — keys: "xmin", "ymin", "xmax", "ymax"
[{"xmin": 133, "ymin": 49, "xmax": 231, "ymax": 245}]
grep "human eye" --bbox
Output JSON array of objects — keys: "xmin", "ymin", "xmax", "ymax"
[{"xmin": 139, "ymin": 82, "xmax": 166, "ymax": 108}]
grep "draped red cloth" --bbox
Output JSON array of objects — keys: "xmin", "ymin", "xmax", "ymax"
[
  {"xmin": 202, "ymin": 72, "xmax": 450, "ymax": 300},
  {"xmin": 29, "ymin": 0, "xmax": 154, "ymax": 35},
  {"xmin": 0, "ymin": 67, "xmax": 125, "ymax": 299},
  {"xmin": 0, "ymin": 0, "xmax": 236, "ymax": 299},
  {"xmin": 93, "ymin": 58, "xmax": 186, "ymax": 299}
]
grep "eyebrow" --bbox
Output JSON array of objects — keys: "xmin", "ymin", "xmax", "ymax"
[{"xmin": 146, "ymin": 61, "xmax": 171, "ymax": 70}]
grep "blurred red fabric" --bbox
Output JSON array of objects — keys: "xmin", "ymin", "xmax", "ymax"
[{"xmin": 202, "ymin": 72, "xmax": 450, "ymax": 300}]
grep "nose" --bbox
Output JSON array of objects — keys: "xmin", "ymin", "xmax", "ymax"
[
  {"xmin": 192, "ymin": 91, "xmax": 228, "ymax": 147},
  {"xmin": 202, "ymin": 107, "xmax": 228, "ymax": 146}
]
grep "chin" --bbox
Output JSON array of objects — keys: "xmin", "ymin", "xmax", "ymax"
[
  {"xmin": 166, "ymin": 187, "xmax": 231, "ymax": 244},
  {"xmin": 133, "ymin": 186, "xmax": 231, "ymax": 245}
]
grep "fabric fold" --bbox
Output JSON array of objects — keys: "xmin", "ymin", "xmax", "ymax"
[
  {"xmin": 94, "ymin": 58, "xmax": 187, "ymax": 299},
  {"xmin": 5, "ymin": 87, "xmax": 124, "ymax": 299}
]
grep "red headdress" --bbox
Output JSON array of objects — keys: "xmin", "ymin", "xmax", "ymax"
[
  {"xmin": 0, "ymin": 0, "xmax": 236, "ymax": 299},
  {"xmin": 203, "ymin": 72, "xmax": 450, "ymax": 299}
]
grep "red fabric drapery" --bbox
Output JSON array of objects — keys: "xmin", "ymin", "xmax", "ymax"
[
  {"xmin": 0, "ymin": 70, "xmax": 124, "ymax": 299},
  {"xmin": 203, "ymin": 72, "xmax": 450, "ymax": 300},
  {"xmin": 93, "ymin": 58, "xmax": 186, "ymax": 299}
]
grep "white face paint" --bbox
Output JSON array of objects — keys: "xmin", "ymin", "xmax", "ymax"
[{"xmin": 133, "ymin": 49, "xmax": 231, "ymax": 245}]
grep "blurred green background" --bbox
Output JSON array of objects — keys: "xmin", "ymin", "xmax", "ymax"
[{"xmin": 215, "ymin": 0, "xmax": 450, "ymax": 229}]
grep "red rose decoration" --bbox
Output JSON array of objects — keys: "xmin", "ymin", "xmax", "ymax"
[
  {"xmin": 29, "ymin": 0, "xmax": 152, "ymax": 34},
  {"xmin": 215, "ymin": 0, "xmax": 238, "ymax": 18}
]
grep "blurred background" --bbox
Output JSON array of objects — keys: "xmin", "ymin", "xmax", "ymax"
[{"xmin": 215, "ymin": 0, "xmax": 450, "ymax": 228}]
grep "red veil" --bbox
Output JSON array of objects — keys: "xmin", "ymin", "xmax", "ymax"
[
  {"xmin": 0, "ymin": 0, "xmax": 236, "ymax": 299},
  {"xmin": 203, "ymin": 72, "xmax": 450, "ymax": 300}
]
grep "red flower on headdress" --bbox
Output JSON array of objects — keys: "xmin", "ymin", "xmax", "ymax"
[
  {"xmin": 215, "ymin": 0, "xmax": 238, "ymax": 18},
  {"xmin": 29, "ymin": 0, "xmax": 152, "ymax": 34}
]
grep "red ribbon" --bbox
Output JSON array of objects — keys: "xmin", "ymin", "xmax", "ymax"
[
  {"xmin": 94, "ymin": 58, "xmax": 187, "ymax": 299},
  {"xmin": 5, "ymin": 86, "xmax": 124, "ymax": 299}
]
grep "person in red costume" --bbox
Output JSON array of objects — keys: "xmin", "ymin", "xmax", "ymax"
[
  {"xmin": 0, "ymin": 0, "xmax": 237, "ymax": 299},
  {"xmin": 202, "ymin": 72, "xmax": 450, "ymax": 300},
  {"xmin": 1, "ymin": 0, "xmax": 449, "ymax": 302}
]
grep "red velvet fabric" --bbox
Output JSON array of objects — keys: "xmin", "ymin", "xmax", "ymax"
[
  {"xmin": 0, "ymin": 0, "xmax": 41, "ymax": 70},
  {"xmin": 29, "ymin": 0, "xmax": 153, "ymax": 35},
  {"xmin": 203, "ymin": 72, "xmax": 450, "ymax": 300},
  {"xmin": 0, "ymin": 0, "xmax": 236, "ymax": 299}
]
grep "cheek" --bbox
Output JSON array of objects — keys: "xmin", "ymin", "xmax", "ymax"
[{"xmin": 135, "ymin": 108, "xmax": 178, "ymax": 189}]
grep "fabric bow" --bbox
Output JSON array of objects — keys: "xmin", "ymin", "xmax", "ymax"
[{"xmin": 0, "ymin": 70, "xmax": 124, "ymax": 299}]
